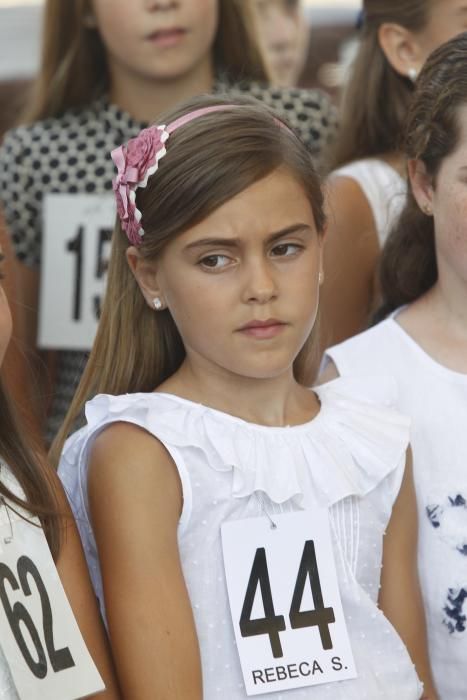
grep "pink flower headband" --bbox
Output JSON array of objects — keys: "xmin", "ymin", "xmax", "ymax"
[{"xmin": 111, "ymin": 105, "xmax": 291, "ymax": 245}]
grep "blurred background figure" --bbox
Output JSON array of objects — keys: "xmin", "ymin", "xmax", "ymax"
[
  {"xmin": 321, "ymin": 0, "xmax": 467, "ymax": 348},
  {"xmin": 251, "ymin": 0, "xmax": 309, "ymax": 87}
]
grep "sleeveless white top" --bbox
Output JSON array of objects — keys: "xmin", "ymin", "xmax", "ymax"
[
  {"xmin": 326, "ymin": 317, "xmax": 467, "ymax": 700},
  {"xmin": 58, "ymin": 376, "xmax": 423, "ymax": 699},
  {"xmin": 332, "ymin": 158, "xmax": 407, "ymax": 246}
]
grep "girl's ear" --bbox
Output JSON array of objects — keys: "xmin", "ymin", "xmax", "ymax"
[
  {"xmin": 407, "ymin": 159, "xmax": 434, "ymax": 215},
  {"xmin": 378, "ymin": 22, "xmax": 422, "ymax": 81},
  {"xmin": 126, "ymin": 247, "xmax": 166, "ymax": 310}
]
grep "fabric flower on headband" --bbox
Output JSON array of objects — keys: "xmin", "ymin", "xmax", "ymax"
[
  {"xmin": 111, "ymin": 125, "xmax": 169, "ymax": 245},
  {"xmin": 111, "ymin": 104, "xmax": 295, "ymax": 245}
]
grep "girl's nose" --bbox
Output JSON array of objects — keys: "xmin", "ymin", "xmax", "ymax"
[
  {"xmin": 242, "ymin": 259, "xmax": 278, "ymax": 304},
  {"xmin": 147, "ymin": 0, "xmax": 179, "ymax": 11}
]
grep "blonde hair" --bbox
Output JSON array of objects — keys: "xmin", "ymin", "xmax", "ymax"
[
  {"xmin": 22, "ymin": 0, "xmax": 268, "ymax": 123},
  {"xmin": 332, "ymin": 0, "xmax": 435, "ymax": 167},
  {"xmin": 50, "ymin": 95, "xmax": 326, "ymax": 466}
]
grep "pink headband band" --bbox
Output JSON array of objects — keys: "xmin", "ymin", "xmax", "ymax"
[{"xmin": 111, "ymin": 105, "xmax": 289, "ymax": 246}]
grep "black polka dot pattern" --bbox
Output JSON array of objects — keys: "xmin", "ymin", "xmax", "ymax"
[{"xmin": 0, "ymin": 83, "xmax": 337, "ymax": 443}]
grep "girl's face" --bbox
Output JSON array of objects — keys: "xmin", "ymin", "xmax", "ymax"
[
  {"xmin": 252, "ymin": 0, "xmax": 308, "ymax": 87},
  {"xmin": 90, "ymin": 0, "xmax": 218, "ymax": 84},
  {"xmin": 136, "ymin": 168, "xmax": 323, "ymax": 382},
  {"xmin": 0, "ymin": 251, "xmax": 12, "ymax": 366},
  {"xmin": 411, "ymin": 105, "xmax": 467, "ymax": 287},
  {"xmin": 415, "ymin": 0, "xmax": 467, "ymax": 63},
  {"xmin": 430, "ymin": 106, "xmax": 467, "ymax": 286}
]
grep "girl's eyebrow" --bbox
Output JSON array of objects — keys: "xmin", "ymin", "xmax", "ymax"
[{"xmin": 183, "ymin": 224, "xmax": 312, "ymax": 251}]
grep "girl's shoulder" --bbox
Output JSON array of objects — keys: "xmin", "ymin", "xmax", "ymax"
[
  {"xmin": 0, "ymin": 98, "xmax": 107, "ymax": 157},
  {"xmin": 325, "ymin": 316, "xmax": 410, "ymax": 378},
  {"xmin": 60, "ymin": 376, "xmax": 409, "ymax": 511}
]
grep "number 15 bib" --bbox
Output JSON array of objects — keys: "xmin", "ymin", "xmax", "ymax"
[{"xmin": 221, "ymin": 509, "xmax": 357, "ymax": 696}]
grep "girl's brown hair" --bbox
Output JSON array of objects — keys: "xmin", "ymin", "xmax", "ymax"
[
  {"xmin": 332, "ymin": 0, "xmax": 434, "ymax": 168},
  {"xmin": 23, "ymin": 0, "xmax": 268, "ymax": 123},
  {"xmin": 375, "ymin": 31, "xmax": 467, "ymax": 322},
  {"xmin": 50, "ymin": 95, "xmax": 326, "ymax": 466},
  {"xmin": 0, "ymin": 379, "xmax": 61, "ymax": 558}
]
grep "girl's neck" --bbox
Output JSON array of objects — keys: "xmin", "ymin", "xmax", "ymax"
[
  {"xmin": 157, "ymin": 360, "xmax": 320, "ymax": 428},
  {"xmin": 397, "ymin": 277, "xmax": 467, "ymax": 373},
  {"xmin": 109, "ymin": 59, "xmax": 215, "ymax": 124}
]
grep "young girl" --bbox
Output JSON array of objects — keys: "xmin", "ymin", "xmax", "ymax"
[
  {"xmin": 324, "ymin": 32, "xmax": 467, "ymax": 700},
  {"xmin": 54, "ymin": 94, "xmax": 436, "ymax": 698},
  {"xmin": 0, "ymin": 248, "xmax": 120, "ymax": 698},
  {"xmin": 0, "ymin": 0, "xmax": 337, "ymax": 446},
  {"xmin": 321, "ymin": 0, "xmax": 467, "ymax": 345}
]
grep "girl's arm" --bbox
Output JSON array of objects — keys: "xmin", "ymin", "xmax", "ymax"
[
  {"xmin": 53, "ymin": 474, "xmax": 121, "ymax": 698},
  {"xmin": 88, "ymin": 421, "xmax": 203, "ymax": 700},
  {"xmin": 379, "ymin": 452, "xmax": 438, "ymax": 700},
  {"xmin": 320, "ymin": 176, "xmax": 380, "ymax": 349}
]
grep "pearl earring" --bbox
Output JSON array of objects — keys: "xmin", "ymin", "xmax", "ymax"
[
  {"xmin": 422, "ymin": 203, "xmax": 432, "ymax": 216},
  {"xmin": 407, "ymin": 67, "xmax": 418, "ymax": 83},
  {"xmin": 153, "ymin": 297, "xmax": 163, "ymax": 310}
]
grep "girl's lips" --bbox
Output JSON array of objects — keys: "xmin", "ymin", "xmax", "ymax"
[
  {"xmin": 146, "ymin": 28, "xmax": 187, "ymax": 48},
  {"xmin": 237, "ymin": 321, "xmax": 287, "ymax": 340}
]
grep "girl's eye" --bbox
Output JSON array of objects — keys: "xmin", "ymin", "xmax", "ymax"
[
  {"xmin": 199, "ymin": 254, "xmax": 231, "ymax": 270},
  {"xmin": 271, "ymin": 243, "xmax": 302, "ymax": 257}
]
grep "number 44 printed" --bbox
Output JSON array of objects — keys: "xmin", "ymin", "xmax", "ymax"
[{"xmin": 221, "ymin": 509, "xmax": 357, "ymax": 696}]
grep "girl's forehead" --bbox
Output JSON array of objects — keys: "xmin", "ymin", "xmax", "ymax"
[{"xmin": 172, "ymin": 172, "xmax": 315, "ymax": 245}]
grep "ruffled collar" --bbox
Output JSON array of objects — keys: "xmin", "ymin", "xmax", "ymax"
[{"xmin": 81, "ymin": 376, "xmax": 410, "ymax": 509}]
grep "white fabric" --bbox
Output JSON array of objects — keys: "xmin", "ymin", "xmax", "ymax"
[
  {"xmin": 326, "ymin": 317, "xmax": 467, "ymax": 700},
  {"xmin": 58, "ymin": 376, "xmax": 423, "ymax": 699},
  {"xmin": 332, "ymin": 158, "xmax": 407, "ymax": 246}
]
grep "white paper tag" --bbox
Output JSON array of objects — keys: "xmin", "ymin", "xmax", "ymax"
[
  {"xmin": 39, "ymin": 194, "xmax": 115, "ymax": 350},
  {"xmin": 0, "ymin": 518, "xmax": 105, "ymax": 699},
  {"xmin": 221, "ymin": 509, "xmax": 357, "ymax": 696}
]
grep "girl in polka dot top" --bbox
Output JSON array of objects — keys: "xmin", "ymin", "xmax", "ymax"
[
  {"xmin": 0, "ymin": 0, "xmax": 337, "ymax": 447},
  {"xmin": 54, "ymin": 95, "xmax": 437, "ymax": 699}
]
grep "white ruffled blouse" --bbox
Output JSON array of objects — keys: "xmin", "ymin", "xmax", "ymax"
[{"xmin": 58, "ymin": 376, "xmax": 423, "ymax": 699}]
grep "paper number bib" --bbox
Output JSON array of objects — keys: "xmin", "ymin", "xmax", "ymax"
[
  {"xmin": 39, "ymin": 194, "xmax": 115, "ymax": 350},
  {"xmin": 221, "ymin": 509, "xmax": 357, "ymax": 696},
  {"xmin": 0, "ymin": 518, "xmax": 105, "ymax": 699}
]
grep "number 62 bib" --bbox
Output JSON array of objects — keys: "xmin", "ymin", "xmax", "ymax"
[
  {"xmin": 0, "ymin": 516, "xmax": 105, "ymax": 699},
  {"xmin": 221, "ymin": 509, "xmax": 357, "ymax": 696}
]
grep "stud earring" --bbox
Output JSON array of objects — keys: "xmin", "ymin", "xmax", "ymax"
[
  {"xmin": 153, "ymin": 297, "xmax": 163, "ymax": 310},
  {"xmin": 422, "ymin": 203, "xmax": 432, "ymax": 216},
  {"xmin": 407, "ymin": 67, "xmax": 418, "ymax": 83}
]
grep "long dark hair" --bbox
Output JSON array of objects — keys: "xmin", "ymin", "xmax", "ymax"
[
  {"xmin": 0, "ymin": 379, "xmax": 61, "ymax": 558},
  {"xmin": 375, "ymin": 32, "xmax": 467, "ymax": 321},
  {"xmin": 50, "ymin": 94, "xmax": 326, "ymax": 466},
  {"xmin": 332, "ymin": 0, "xmax": 433, "ymax": 167}
]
